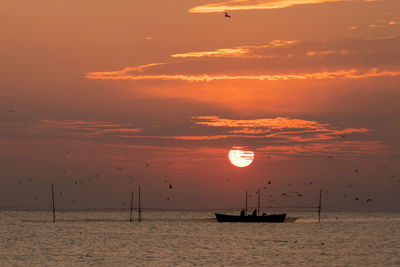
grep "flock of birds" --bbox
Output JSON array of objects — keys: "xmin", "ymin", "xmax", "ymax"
[
  {"xmin": 7, "ymin": 110, "xmax": 400, "ymax": 210},
  {"xmin": 14, "ymin": 151, "xmax": 400, "ymax": 211},
  {"xmin": 15, "ymin": 151, "xmax": 177, "ymax": 207}
]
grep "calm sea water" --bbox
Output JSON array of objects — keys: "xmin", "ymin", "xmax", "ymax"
[{"xmin": 0, "ymin": 211, "xmax": 399, "ymax": 266}]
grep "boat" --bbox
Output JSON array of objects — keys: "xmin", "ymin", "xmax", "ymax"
[{"xmin": 215, "ymin": 213, "xmax": 287, "ymax": 223}]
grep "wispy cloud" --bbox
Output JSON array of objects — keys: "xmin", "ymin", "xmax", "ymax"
[
  {"xmin": 0, "ymin": 116, "xmax": 385, "ymax": 159},
  {"xmin": 0, "ymin": 120, "xmax": 142, "ymax": 138},
  {"xmin": 188, "ymin": 0, "xmax": 364, "ymax": 13},
  {"xmin": 86, "ymin": 67, "xmax": 400, "ymax": 82},
  {"xmin": 171, "ymin": 40, "xmax": 297, "ymax": 58}
]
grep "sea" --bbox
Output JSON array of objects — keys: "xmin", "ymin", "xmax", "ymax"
[{"xmin": 0, "ymin": 211, "xmax": 399, "ymax": 266}]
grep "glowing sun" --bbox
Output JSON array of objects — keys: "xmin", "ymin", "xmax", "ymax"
[{"xmin": 228, "ymin": 147, "xmax": 255, "ymax": 168}]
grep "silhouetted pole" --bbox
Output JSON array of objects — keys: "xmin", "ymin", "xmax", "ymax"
[
  {"xmin": 257, "ymin": 188, "xmax": 261, "ymax": 216},
  {"xmin": 138, "ymin": 186, "xmax": 141, "ymax": 222},
  {"xmin": 129, "ymin": 192, "xmax": 134, "ymax": 222},
  {"xmin": 245, "ymin": 191, "xmax": 248, "ymax": 216},
  {"xmin": 51, "ymin": 184, "xmax": 56, "ymax": 222},
  {"xmin": 318, "ymin": 189, "xmax": 322, "ymax": 223}
]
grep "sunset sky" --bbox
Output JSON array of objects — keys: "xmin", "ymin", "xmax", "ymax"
[{"xmin": 1, "ymin": 0, "xmax": 399, "ymax": 211}]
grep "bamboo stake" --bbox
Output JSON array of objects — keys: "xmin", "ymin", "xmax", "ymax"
[
  {"xmin": 51, "ymin": 184, "xmax": 55, "ymax": 222},
  {"xmin": 318, "ymin": 189, "xmax": 322, "ymax": 223},
  {"xmin": 257, "ymin": 188, "xmax": 260, "ymax": 216},
  {"xmin": 138, "ymin": 186, "xmax": 141, "ymax": 222},
  {"xmin": 129, "ymin": 192, "xmax": 134, "ymax": 222},
  {"xmin": 245, "ymin": 191, "xmax": 248, "ymax": 216}
]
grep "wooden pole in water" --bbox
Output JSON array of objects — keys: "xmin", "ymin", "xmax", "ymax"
[
  {"xmin": 51, "ymin": 184, "xmax": 56, "ymax": 222},
  {"xmin": 138, "ymin": 185, "xmax": 141, "ymax": 222},
  {"xmin": 318, "ymin": 189, "xmax": 322, "ymax": 223},
  {"xmin": 129, "ymin": 191, "xmax": 134, "ymax": 222},
  {"xmin": 257, "ymin": 188, "xmax": 261, "ymax": 216},
  {"xmin": 245, "ymin": 191, "xmax": 248, "ymax": 216}
]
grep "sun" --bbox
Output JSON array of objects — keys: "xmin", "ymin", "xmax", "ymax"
[{"xmin": 228, "ymin": 147, "xmax": 255, "ymax": 168}]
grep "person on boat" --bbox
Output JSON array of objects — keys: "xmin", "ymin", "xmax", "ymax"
[
  {"xmin": 240, "ymin": 209, "xmax": 245, "ymax": 216},
  {"xmin": 251, "ymin": 209, "xmax": 257, "ymax": 216}
]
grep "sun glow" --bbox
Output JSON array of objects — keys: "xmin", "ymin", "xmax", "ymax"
[{"xmin": 228, "ymin": 147, "xmax": 255, "ymax": 168}]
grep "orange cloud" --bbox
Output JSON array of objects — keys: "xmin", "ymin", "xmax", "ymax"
[
  {"xmin": 188, "ymin": 0, "xmax": 362, "ymax": 13},
  {"xmin": 171, "ymin": 40, "xmax": 297, "ymax": 58},
  {"xmin": 86, "ymin": 67, "xmax": 400, "ymax": 82}
]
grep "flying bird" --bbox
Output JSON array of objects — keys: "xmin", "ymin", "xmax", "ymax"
[
  {"xmin": 224, "ymin": 12, "xmax": 231, "ymax": 18},
  {"xmin": 169, "ymin": 184, "xmax": 173, "ymax": 189},
  {"xmin": 366, "ymin": 198, "xmax": 372, "ymax": 203}
]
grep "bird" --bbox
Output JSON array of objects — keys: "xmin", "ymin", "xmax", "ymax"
[
  {"xmin": 9, "ymin": 110, "xmax": 13, "ymax": 112},
  {"xmin": 167, "ymin": 197, "xmax": 170, "ymax": 201},
  {"xmin": 117, "ymin": 167, "xmax": 122, "ymax": 170},
  {"xmin": 169, "ymin": 184, "xmax": 173, "ymax": 189},
  {"xmin": 18, "ymin": 180, "xmax": 23, "ymax": 184},
  {"xmin": 224, "ymin": 12, "xmax": 231, "ymax": 18},
  {"xmin": 366, "ymin": 198, "xmax": 372, "ymax": 203},
  {"xmin": 121, "ymin": 202, "xmax": 127, "ymax": 206},
  {"xmin": 267, "ymin": 181, "xmax": 271, "ymax": 185},
  {"xmin": 355, "ymin": 169, "xmax": 359, "ymax": 173},
  {"xmin": 354, "ymin": 197, "xmax": 359, "ymax": 201},
  {"xmin": 145, "ymin": 163, "xmax": 149, "ymax": 167},
  {"xmin": 344, "ymin": 194, "xmax": 348, "ymax": 198},
  {"xmin": 263, "ymin": 186, "xmax": 267, "ymax": 190},
  {"xmin": 28, "ymin": 178, "xmax": 32, "ymax": 182},
  {"xmin": 327, "ymin": 156, "xmax": 334, "ymax": 159},
  {"xmin": 342, "ymin": 135, "xmax": 346, "ymax": 138}
]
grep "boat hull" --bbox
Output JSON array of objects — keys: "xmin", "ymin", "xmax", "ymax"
[{"xmin": 215, "ymin": 213, "xmax": 287, "ymax": 223}]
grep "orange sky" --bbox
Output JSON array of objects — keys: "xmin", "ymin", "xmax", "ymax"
[{"xmin": 1, "ymin": 0, "xmax": 400, "ymax": 211}]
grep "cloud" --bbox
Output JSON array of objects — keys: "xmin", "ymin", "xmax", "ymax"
[
  {"xmin": 0, "ymin": 116, "xmax": 386, "ymax": 159},
  {"xmin": 170, "ymin": 40, "xmax": 297, "ymax": 58},
  {"xmin": 86, "ymin": 67, "xmax": 400, "ymax": 82},
  {"xmin": 0, "ymin": 120, "xmax": 142, "ymax": 139},
  {"xmin": 188, "ymin": 0, "xmax": 367, "ymax": 13},
  {"xmin": 86, "ymin": 36, "xmax": 400, "ymax": 84}
]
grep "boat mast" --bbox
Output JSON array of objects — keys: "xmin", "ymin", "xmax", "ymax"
[
  {"xmin": 245, "ymin": 191, "xmax": 248, "ymax": 216},
  {"xmin": 257, "ymin": 188, "xmax": 260, "ymax": 216}
]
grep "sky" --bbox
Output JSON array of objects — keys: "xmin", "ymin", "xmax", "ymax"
[{"xmin": 1, "ymin": 0, "xmax": 400, "ymax": 211}]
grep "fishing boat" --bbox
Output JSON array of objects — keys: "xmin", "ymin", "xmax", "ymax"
[{"xmin": 215, "ymin": 212, "xmax": 286, "ymax": 223}]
